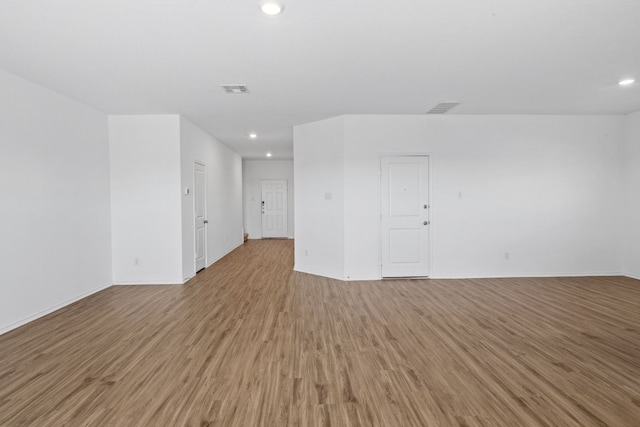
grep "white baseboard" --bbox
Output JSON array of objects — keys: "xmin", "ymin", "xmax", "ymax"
[
  {"xmin": 292, "ymin": 269, "xmax": 631, "ymax": 282},
  {"xmin": 0, "ymin": 282, "xmax": 112, "ymax": 336},
  {"xmin": 293, "ymin": 266, "xmax": 345, "ymax": 281},
  {"xmin": 206, "ymin": 242, "xmax": 243, "ymax": 268},
  {"xmin": 115, "ymin": 243, "xmax": 244, "ymax": 286},
  {"xmin": 430, "ymin": 271, "xmax": 624, "ymax": 280},
  {"xmin": 248, "ymin": 237, "xmax": 294, "ymax": 240},
  {"xmin": 294, "ymin": 270, "xmax": 381, "ymax": 282},
  {"xmin": 623, "ymin": 272, "xmax": 640, "ymax": 281},
  {"xmin": 113, "ymin": 281, "xmax": 184, "ymax": 285},
  {"xmin": 344, "ymin": 275, "xmax": 383, "ymax": 281}
]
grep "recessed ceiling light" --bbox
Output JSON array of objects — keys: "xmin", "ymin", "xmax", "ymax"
[
  {"xmin": 619, "ymin": 78, "xmax": 635, "ymax": 86},
  {"xmin": 266, "ymin": 152, "xmax": 272, "ymax": 157},
  {"xmin": 249, "ymin": 133, "xmax": 257, "ymax": 139},
  {"xmin": 261, "ymin": 0, "xmax": 284, "ymax": 15}
]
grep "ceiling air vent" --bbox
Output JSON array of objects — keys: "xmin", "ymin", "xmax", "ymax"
[
  {"xmin": 426, "ymin": 102, "xmax": 460, "ymax": 114},
  {"xmin": 221, "ymin": 84, "xmax": 249, "ymax": 94}
]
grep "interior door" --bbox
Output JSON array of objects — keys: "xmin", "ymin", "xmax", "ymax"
[
  {"xmin": 194, "ymin": 162, "xmax": 207, "ymax": 272},
  {"xmin": 261, "ymin": 180, "xmax": 288, "ymax": 238},
  {"xmin": 381, "ymin": 156, "xmax": 430, "ymax": 277}
]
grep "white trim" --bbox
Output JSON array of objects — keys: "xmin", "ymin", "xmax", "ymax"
[
  {"xmin": 247, "ymin": 237, "xmax": 294, "ymax": 240},
  {"xmin": 344, "ymin": 275, "xmax": 382, "ymax": 281},
  {"xmin": 0, "ymin": 282, "xmax": 112, "ymax": 336},
  {"xmin": 206, "ymin": 242, "xmax": 243, "ymax": 268},
  {"xmin": 623, "ymin": 272, "xmax": 640, "ymax": 281},
  {"xmin": 294, "ymin": 266, "xmax": 345, "ymax": 281},
  {"xmin": 294, "ymin": 270, "xmax": 635, "ymax": 282},
  {"xmin": 427, "ymin": 155, "xmax": 434, "ymax": 279},
  {"xmin": 113, "ymin": 281, "xmax": 184, "ymax": 285},
  {"xmin": 430, "ymin": 271, "xmax": 624, "ymax": 280}
]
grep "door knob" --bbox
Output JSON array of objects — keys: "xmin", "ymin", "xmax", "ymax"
[
  {"xmin": 423, "ymin": 221, "xmax": 430, "ymax": 225},
  {"xmin": 204, "ymin": 220, "xmax": 208, "ymax": 224}
]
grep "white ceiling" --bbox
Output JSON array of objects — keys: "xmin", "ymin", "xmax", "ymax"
[{"xmin": 1, "ymin": 0, "xmax": 639, "ymax": 159}]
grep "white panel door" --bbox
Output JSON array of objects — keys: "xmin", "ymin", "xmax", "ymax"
[
  {"xmin": 381, "ymin": 156, "xmax": 429, "ymax": 277},
  {"xmin": 194, "ymin": 162, "xmax": 207, "ymax": 272},
  {"xmin": 261, "ymin": 180, "xmax": 288, "ymax": 238}
]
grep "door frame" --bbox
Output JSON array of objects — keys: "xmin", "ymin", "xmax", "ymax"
[
  {"xmin": 379, "ymin": 153, "xmax": 433, "ymax": 278},
  {"xmin": 194, "ymin": 161, "xmax": 207, "ymax": 273},
  {"xmin": 260, "ymin": 179, "xmax": 288, "ymax": 238}
]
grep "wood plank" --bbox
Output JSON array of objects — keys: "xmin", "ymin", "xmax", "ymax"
[{"xmin": 1, "ymin": 240, "xmax": 640, "ymax": 425}]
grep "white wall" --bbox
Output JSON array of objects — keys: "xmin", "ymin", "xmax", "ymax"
[
  {"xmin": 294, "ymin": 117, "xmax": 345, "ymax": 279},
  {"xmin": 344, "ymin": 115, "xmax": 623, "ymax": 279},
  {"xmin": 623, "ymin": 110, "xmax": 640, "ymax": 279},
  {"xmin": 343, "ymin": 116, "xmax": 428, "ymax": 280},
  {"xmin": 295, "ymin": 114, "xmax": 624, "ymax": 280},
  {"xmin": 109, "ymin": 115, "xmax": 184, "ymax": 284},
  {"xmin": 243, "ymin": 160, "xmax": 294, "ymax": 240},
  {"xmin": 0, "ymin": 69, "xmax": 112, "ymax": 334},
  {"xmin": 180, "ymin": 117, "xmax": 243, "ymax": 281}
]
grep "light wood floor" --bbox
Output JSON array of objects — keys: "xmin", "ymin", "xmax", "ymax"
[{"xmin": 1, "ymin": 240, "xmax": 640, "ymax": 426}]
